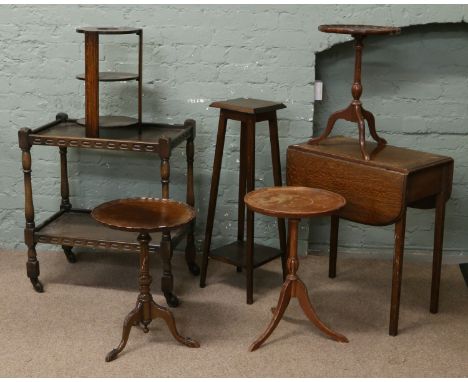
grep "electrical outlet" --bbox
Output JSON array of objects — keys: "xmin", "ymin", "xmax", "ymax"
[{"xmin": 314, "ymin": 80, "xmax": 323, "ymax": 101}]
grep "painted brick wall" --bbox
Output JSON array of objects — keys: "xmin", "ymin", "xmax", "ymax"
[{"xmin": 1, "ymin": 5, "xmax": 468, "ymax": 261}]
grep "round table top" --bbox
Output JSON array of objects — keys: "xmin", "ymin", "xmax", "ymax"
[
  {"xmin": 91, "ymin": 198, "xmax": 195, "ymax": 233},
  {"xmin": 244, "ymin": 187, "xmax": 346, "ymax": 219},
  {"xmin": 76, "ymin": 27, "xmax": 142, "ymax": 35},
  {"xmin": 319, "ymin": 24, "xmax": 401, "ymax": 36}
]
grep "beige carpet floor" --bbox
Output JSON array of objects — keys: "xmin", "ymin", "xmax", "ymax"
[{"xmin": 0, "ymin": 248, "xmax": 467, "ymax": 377}]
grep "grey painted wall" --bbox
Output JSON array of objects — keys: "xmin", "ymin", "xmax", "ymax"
[{"xmin": 1, "ymin": 5, "xmax": 468, "ymax": 262}]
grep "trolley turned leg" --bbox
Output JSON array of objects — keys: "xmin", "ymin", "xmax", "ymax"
[
  {"xmin": 59, "ymin": 146, "xmax": 77, "ymax": 264},
  {"xmin": 19, "ymin": 128, "xmax": 43, "ymax": 292},
  {"xmin": 158, "ymin": 142, "xmax": 178, "ymax": 306},
  {"xmin": 161, "ymin": 231, "xmax": 179, "ymax": 308}
]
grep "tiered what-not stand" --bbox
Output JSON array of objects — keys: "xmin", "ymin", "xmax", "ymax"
[{"xmin": 76, "ymin": 26, "xmax": 143, "ymax": 137}]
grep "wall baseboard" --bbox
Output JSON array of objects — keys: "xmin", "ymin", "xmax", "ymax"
[{"xmin": 307, "ymin": 246, "xmax": 468, "ymax": 265}]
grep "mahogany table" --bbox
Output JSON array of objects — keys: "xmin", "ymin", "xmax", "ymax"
[
  {"xmin": 92, "ymin": 198, "xmax": 200, "ymax": 362},
  {"xmin": 245, "ymin": 186, "xmax": 349, "ymax": 351},
  {"xmin": 308, "ymin": 24, "xmax": 401, "ymax": 160},
  {"xmin": 287, "ymin": 136, "xmax": 454, "ymax": 335}
]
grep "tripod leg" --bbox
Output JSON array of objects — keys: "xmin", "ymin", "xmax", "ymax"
[
  {"xmin": 362, "ymin": 108, "xmax": 386, "ymax": 145},
  {"xmin": 151, "ymin": 300, "xmax": 200, "ymax": 348},
  {"xmin": 105, "ymin": 302, "xmax": 143, "ymax": 362},
  {"xmin": 355, "ymin": 105, "xmax": 370, "ymax": 161},
  {"xmin": 296, "ymin": 279, "xmax": 348, "ymax": 343},
  {"xmin": 249, "ymin": 280, "xmax": 292, "ymax": 351},
  {"xmin": 308, "ymin": 104, "xmax": 352, "ymax": 144},
  {"xmin": 308, "ymin": 108, "xmax": 339, "ymax": 144}
]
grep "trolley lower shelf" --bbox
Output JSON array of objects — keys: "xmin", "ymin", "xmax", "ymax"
[{"xmin": 34, "ymin": 209, "xmax": 185, "ymax": 254}]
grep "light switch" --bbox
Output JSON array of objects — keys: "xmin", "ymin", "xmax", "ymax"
[{"xmin": 314, "ymin": 80, "xmax": 323, "ymax": 101}]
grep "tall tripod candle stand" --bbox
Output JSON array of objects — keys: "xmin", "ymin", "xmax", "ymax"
[{"xmin": 308, "ymin": 25, "xmax": 400, "ymax": 160}]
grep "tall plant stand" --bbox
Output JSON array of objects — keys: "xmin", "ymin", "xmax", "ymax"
[{"xmin": 200, "ymin": 98, "xmax": 288, "ymax": 305}]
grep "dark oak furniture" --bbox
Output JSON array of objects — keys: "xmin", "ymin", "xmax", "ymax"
[
  {"xmin": 92, "ymin": 198, "xmax": 200, "ymax": 362},
  {"xmin": 287, "ymin": 136, "xmax": 454, "ymax": 335},
  {"xmin": 460, "ymin": 263, "xmax": 468, "ymax": 287},
  {"xmin": 76, "ymin": 26, "xmax": 143, "ymax": 137},
  {"xmin": 309, "ymin": 24, "xmax": 401, "ymax": 160},
  {"xmin": 19, "ymin": 113, "xmax": 198, "ymax": 307},
  {"xmin": 200, "ymin": 98, "xmax": 287, "ymax": 304},
  {"xmin": 245, "ymin": 186, "xmax": 349, "ymax": 351}
]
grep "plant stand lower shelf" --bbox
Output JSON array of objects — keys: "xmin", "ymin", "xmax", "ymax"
[
  {"xmin": 19, "ymin": 113, "xmax": 198, "ymax": 308},
  {"xmin": 208, "ymin": 241, "xmax": 282, "ymax": 269}
]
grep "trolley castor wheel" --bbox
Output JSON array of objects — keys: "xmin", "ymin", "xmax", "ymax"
[
  {"xmin": 164, "ymin": 291, "xmax": 180, "ymax": 308},
  {"xmin": 30, "ymin": 277, "xmax": 44, "ymax": 293},
  {"xmin": 188, "ymin": 262, "xmax": 200, "ymax": 276},
  {"xmin": 62, "ymin": 245, "xmax": 77, "ymax": 263}
]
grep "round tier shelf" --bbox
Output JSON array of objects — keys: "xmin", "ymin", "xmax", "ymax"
[
  {"xmin": 76, "ymin": 27, "xmax": 142, "ymax": 35},
  {"xmin": 92, "ymin": 197, "xmax": 196, "ymax": 233},
  {"xmin": 76, "ymin": 116, "xmax": 138, "ymax": 128},
  {"xmin": 76, "ymin": 72, "xmax": 139, "ymax": 82},
  {"xmin": 244, "ymin": 186, "xmax": 346, "ymax": 219},
  {"xmin": 319, "ymin": 24, "xmax": 401, "ymax": 36}
]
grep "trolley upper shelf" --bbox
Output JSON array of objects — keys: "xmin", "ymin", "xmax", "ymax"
[{"xmin": 23, "ymin": 115, "xmax": 195, "ymax": 154}]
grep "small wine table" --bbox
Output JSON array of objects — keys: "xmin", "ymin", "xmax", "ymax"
[
  {"xmin": 92, "ymin": 198, "xmax": 200, "ymax": 362},
  {"xmin": 309, "ymin": 24, "xmax": 401, "ymax": 160},
  {"xmin": 244, "ymin": 186, "xmax": 349, "ymax": 351}
]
